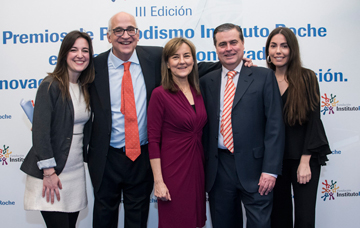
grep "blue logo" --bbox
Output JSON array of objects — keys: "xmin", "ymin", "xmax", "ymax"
[
  {"xmin": 0, "ymin": 200, "xmax": 15, "ymax": 206},
  {"xmin": 0, "ymin": 78, "xmax": 43, "ymax": 90},
  {"xmin": 0, "ymin": 114, "xmax": 12, "ymax": 120}
]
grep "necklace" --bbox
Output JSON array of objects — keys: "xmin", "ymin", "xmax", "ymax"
[
  {"xmin": 179, "ymin": 85, "xmax": 190, "ymax": 95},
  {"xmin": 277, "ymin": 77, "xmax": 286, "ymax": 83},
  {"xmin": 181, "ymin": 88, "xmax": 189, "ymax": 95}
]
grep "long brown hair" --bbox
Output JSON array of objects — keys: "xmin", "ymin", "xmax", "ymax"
[
  {"xmin": 265, "ymin": 27, "xmax": 319, "ymax": 126},
  {"xmin": 161, "ymin": 37, "xmax": 200, "ymax": 94},
  {"xmin": 48, "ymin": 30, "xmax": 95, "ymax": 110}
]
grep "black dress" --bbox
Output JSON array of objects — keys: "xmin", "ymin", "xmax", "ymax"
[{"xmin": 271, "ymin": 88, "xmax": 331, "ymax": 228}]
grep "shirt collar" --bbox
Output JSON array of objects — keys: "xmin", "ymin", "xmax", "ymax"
[
  {"xmin": 222, "ymin": 60, "xmax": 243, "ymax": 78},
  {"xmin": 108, "ymin": 48, "xmax": 140, "ymax": 68}
]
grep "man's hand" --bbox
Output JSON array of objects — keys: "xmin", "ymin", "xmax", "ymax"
[{"xmin": 258, "ymin": 173, "xmax": 276, "ymax": 196}]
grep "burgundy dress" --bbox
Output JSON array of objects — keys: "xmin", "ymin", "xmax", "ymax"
[{"xmin": 148, "ymin": 86, "xmax": 207, "ymax": 228}]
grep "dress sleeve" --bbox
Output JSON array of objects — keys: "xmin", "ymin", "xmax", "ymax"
[
  {"xmin": 147, "ymin": 87, "xmax": 165, "ymax": 159},
  {"xmin": 302, "ymin": 75, "xmax": 331, "ymax": 165}
]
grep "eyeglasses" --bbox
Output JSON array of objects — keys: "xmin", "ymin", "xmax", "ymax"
[{"xmin": 112, "ymin": 27, "xmax": 138, "ymax": 37}]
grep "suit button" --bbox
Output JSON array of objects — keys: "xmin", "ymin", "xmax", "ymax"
[
  {"xmin": 215, "ymin": 155, "xmax": 218, "ymax": 159},
  {"xmin": 67, "ymin": 137, "xmax": 70, "ymax": 140}
]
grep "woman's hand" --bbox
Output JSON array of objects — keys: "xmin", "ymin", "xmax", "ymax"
[
  {"xmin": 42, "ymin": 168, "xmax": 62, "ymax": 204},
  {"xmin": 243, "ymin": 57, "xmax": 256, "ymax": 67},
  {"xmin": 297, "ymin": 155, "xmax": 312, "ymax": 184},
  {"xmin": 154, "ymin": 181, "xmax": 171, "ymax": 201},
  {"xmin": 150, "ymin": 158, "xmax": 171, "ymax": 201}
]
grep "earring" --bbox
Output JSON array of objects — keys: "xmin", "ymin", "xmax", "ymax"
[{"xmin": 267, "ymin": 56, "xmax": 272, "ymax": 63}]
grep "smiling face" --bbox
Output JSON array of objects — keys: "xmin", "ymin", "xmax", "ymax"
[
  {"xmin": 268, "ymin": 34, "xmax": 290, "ymax": 71},
  {"xmin": 215, "ymin": 28, "xmax": 244, "ymax": 70},
  {"xmin": 167, "ymin": 43, "xmax": 194, "ymax": 81},
  {"xmin": 107, "ymin": 12, "xmax": 139, "ymax": 61},
  {"xmin": 66, "ymin": 37, "xmax": 90, "ymax": 80}
]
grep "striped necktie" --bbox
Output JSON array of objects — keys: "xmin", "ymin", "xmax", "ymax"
[{"xmin": 220, "ymin": 70, "xmax": 237, "ymax": 153}]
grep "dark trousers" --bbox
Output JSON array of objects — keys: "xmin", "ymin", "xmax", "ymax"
[
  {"xmin": 41, "ymin": 211, "xmax": 79, "ymax": 228},
  {"xmin": 271, "ymin": 159, "xmax": 321, "ymax": 228},
  {"xmin": 209, "ymin": 149, "xmax": 273, "ymax": 228},
  {"xmin": 93, "ymin": 145, "xmax": 154, "ymax": 228}
]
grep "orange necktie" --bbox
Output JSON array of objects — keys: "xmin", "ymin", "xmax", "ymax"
[
  {"xmin": 220, "ymin": 71, "xmax": 237, "ymax": 153},
  {"xmin": 121, "ymin": 62, "xmax": 141, "ymax": 161}
]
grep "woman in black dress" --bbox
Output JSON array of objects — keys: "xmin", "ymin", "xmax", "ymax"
[{"xmin": 265, "ymin": 27, "xmax": 331, "ymax": 228}]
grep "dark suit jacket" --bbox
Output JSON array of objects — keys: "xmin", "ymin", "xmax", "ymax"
[
  {"xmin": 200, "ymin": 64, "xmax": 285, "ymax": 193},
  {"xmin": 21, "ymin": 76, "xmax": 91, "ymax": 179},
  {"xmin": 87, "ymin": 44, "xmax": 222, "ymax": 192},
  {"xmin": 88, "ymin": 46, "xmax": 163, "ymax": 192}
]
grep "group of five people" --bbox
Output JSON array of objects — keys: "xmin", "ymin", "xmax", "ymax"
[{"xmin": 20, "ymin": 11, "xmax": 330, "ymax": 228}]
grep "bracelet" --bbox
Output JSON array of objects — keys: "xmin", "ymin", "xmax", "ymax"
[{"xmin": 43, "ymin": 171, "xmax": 56, "ymax": 178}]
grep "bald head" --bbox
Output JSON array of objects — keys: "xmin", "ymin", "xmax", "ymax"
[
  {"xmin": 108, "ymin": 12, "xmax": 137, "ymax": 35},
  {"xmin": 107, "ymin": 11, "xmax": 140, "ymax": 61}
]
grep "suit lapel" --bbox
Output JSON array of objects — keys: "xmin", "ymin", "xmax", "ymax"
[
  {"xmin": 233, "ymin": 65, "xmax": 253, "ymax": 108},
  {"xmin": 136, "ymin": 46, "xmax": 156, "ymax": 103},
  {"xmin": 93, "ymin": 50, "xmax": 112, "ymax": 131},
  {"xmin": 209, "ymin": 69, "xmax": 222, "ymax": 118}
]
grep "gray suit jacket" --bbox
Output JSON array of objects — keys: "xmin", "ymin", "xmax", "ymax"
[{"xmin": 21, "ymin": 76, "xmax": 91, "ymax": 179}]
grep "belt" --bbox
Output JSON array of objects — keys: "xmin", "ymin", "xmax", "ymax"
[
  {"xmin": 218, "ymin": 148, "xmax": 233, "ymax": 155},
  {"xmin": 110, "ymin": 144, "xmax": 148, "ymax": 153}
]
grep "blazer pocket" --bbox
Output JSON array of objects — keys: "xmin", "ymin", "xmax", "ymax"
[
  {"xmin": 253, "ymin": 146, "xmax": 264, "ymax": 159},
  {"xmin": 241, "ymin": 90, "xmax": 260, "ymax": 102}
]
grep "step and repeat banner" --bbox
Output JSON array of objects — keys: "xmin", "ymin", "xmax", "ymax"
[{"xmin": 1, "ymin": 0, "xmax": 359, "ymax": 227}]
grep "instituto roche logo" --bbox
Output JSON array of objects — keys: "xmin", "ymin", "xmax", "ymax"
[
  {"xmin": 321, "ymin": 180, "xmax": 339, "ymax": 201},
  {"xmin": 0, "ymin": 145, "xmax": 12, "ymax": 165},
  {"xmin": 0, "ymin": 200, "xmax": 15, "ymax": 206},
  {"xmin": 321, "ymin": 179, "xmax": 360, "ymax": 201},
  {"xmin": 321, "ymin": 93, "xmax": 339, "ymax": 115},
  {"xmin": 0, "ymin": 144, "xmax": 24, "ymax": 166},
  {"xmin": 321, "ymin": 93, "xmax": 360, "ymax": 115}
]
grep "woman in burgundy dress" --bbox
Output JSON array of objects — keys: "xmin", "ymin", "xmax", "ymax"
[{"xmin": 147, "ymin": 37, "xmax": 207, "ymax": 228}]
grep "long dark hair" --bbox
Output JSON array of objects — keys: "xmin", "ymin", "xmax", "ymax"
[
  {"xmin": 161, "ymin": 37, "xmax": 200, "ymax": 94},
  {"xmin": 265, "ymin": 27, "xmax": 319, "ymax": 126},
  {"xmin": 48, "ymin": 30, "xmax": 95, "ymax": 110}
]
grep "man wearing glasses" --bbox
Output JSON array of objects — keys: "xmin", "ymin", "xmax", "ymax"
[
  {"xmin": 88, "ymin": 12, "xmax": 162, "ymax": 228},
  {"xmin": 88, "ymin": 11, "xmax": 252, "ymax": 228}
]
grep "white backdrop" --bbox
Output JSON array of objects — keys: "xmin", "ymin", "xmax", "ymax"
[{"xmin": 1, "ymin": 0, "xmax": 359, "ymax": 227}]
